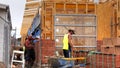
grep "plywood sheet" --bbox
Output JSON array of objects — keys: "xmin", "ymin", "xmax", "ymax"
[
  {"xmin": 26, "ymin": 1, "xmax": 40, "ymax": 9},
  {"xmin": 97, "ymin": 2, "xmax": 114, "ymax": 40}
]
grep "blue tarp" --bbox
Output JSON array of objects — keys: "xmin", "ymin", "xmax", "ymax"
[
  {"xmin": 58, "ymin": 59, "xmax": 74, "ymax": 68},
  {"xmin": 28, "ymin": 14, "xmax": 41, "ymax": 35},
  {"xmin": 32, "ymin": 27, "xmax": 41, "ymax": 38},
  {"xmin": 28, "ymin": 29, "xmax": 31, "ymax": 36},
  {"xmin": 31, "ymin": 14, "xmax": 41, "ymax": 33}
]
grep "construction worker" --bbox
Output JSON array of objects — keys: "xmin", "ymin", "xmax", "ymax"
[
  {"xmin": 63, "ymin": 29, "xmax": 75, "ymax": 58},
  {"xmin": 24, "ymin": 35, "xmax": 35, "ymax": 67}
]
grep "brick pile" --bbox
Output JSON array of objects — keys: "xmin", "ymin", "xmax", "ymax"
[
  {"xmin": 101, "ymin": 38, "xmax": 120, "ymax": 55},
  {"xmin": 74, "ymin": 52, "xmax": 119, "ymax": 68},
  {"xmin": 116, "ymin": 55, "xmax": 120, "ymax": 68},
  {"xmin": 100, "ymin": 38, "xmax": 120, "ymax": 68}
]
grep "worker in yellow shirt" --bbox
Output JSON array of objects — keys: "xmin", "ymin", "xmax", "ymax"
[{"xmin": 63, "ymin": 29, "xmax": 75, "ymax": 58}]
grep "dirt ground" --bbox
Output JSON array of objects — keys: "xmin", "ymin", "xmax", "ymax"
[{"xmin": 0, "ymin": 62, "xmax": 6, "ymax": 68}]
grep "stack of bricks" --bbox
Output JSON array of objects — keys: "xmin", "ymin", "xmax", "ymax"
[
  {"xmin": 101, "ymin": 38, "xmax": 120, "ymax": 55},
  {"xmin": 116, "ymin": 55, "xmax": 120, "ymax": 68},
  {"xmin": 78, "ymin": 51, "xmax": 120, "ymax": 68},
  {"xmin": 41, "ymin": 40, "xmax": 55, "ymax": 63},
  {"xmin": 72, "ymin": 50, "xmax": 120, "ymax": 68},
  {"xmin": 100, "ymin": 38, "xmax": 120, "ymax": 68},
  {"xmin": 91, "ymin": 54, "xmax": 115, "ymax": 68},
  {"xmin": 95, "ymin": 54, "xmax": 120, "ymax": 68}
]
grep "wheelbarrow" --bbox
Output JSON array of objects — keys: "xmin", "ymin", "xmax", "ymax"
[{"xmin": 48, "ymin": 57, "xmax": 86, "ymax": 68}]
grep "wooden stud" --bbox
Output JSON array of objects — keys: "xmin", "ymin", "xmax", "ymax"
[{"xmin": 76, "ymin": 3, "xmax": 78, "ymax": 14}]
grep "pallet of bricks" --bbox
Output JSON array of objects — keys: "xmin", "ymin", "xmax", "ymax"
[
  {"xmin": 72, "ymin": 38, "xmax": 120, "ymax": 68},
  {"xmin": 101, "ymin": 38, "xmax": 120, "ymax": 68},
  {"xmin": 73, "ymin": 50, "xmax": 117, "ymax": 68}
]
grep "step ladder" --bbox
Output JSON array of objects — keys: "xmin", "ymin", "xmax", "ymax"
[{"xmin": 11, "ymin": 50, "xmax": 25, "ymax": 68}]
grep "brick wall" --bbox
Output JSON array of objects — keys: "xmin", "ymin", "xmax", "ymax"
[
  {"xmin": 97, "ymin": 40, "xmax": 103, "ymax": 51},
  {"xmin": 116, "ymin": 55, "xmax": 120, "ymax": 67},
  {"xmin": 34, "ymin": 39, "xmax": 55, "ymax": 64},
  {"xmin": 41, "ymin": 40, "xmax": 55, "ymax": 63}
]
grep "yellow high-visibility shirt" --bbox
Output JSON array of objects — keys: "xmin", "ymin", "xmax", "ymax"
[{"xmin": 63, "ymin": 34, "xmax": 69, "ymax": 50}]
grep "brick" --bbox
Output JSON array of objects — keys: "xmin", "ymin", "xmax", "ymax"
[
  {"xmin": 116, "ymin": 55, "xmax": 120, "ymax": 62},
  {"xmin": 112, "ymin": 38, "xmax": 120, "ymax": 45},
  {"xmin": 116, "ymin": 62, "xmax": 120, "ymax": 67},
  {"xmin": 101, "ymin": 45, "xmax": 115, "ymax": 54},
  {"xmin": 103, "ymin": 38, "xmax": 113, "ymax": 45},
  {"xmin": 97, "ymin": 40, "xmax": 103, "ymax": 44},
  {"xmin": 115, "ymin": 46, "xmax": 120, "ymax": 55},
  {"xmin": 97, "ymin": 40, "xmax": 103, "ymax": 51}
]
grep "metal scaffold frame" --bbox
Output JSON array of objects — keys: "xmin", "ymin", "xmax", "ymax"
[{"xmin": 54, "ymin": 14, "xmax": 97, "ymax": 51}]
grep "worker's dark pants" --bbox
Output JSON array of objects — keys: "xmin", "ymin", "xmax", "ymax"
[
  {"xmin": 63, "ymin": 50, "xmax": 70, "ymax": 58},
  {"xmin": 25, "ymin": 48, "xmax": 35, "ymax": 62},
  {"xmin": 63, "ymin": 45, "xmax": 71, "ymax": 58}
]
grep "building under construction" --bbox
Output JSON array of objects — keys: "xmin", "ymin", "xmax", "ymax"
[{"xmin": 20, "ymin": 0, "xmax": 120, "ymax": 68}]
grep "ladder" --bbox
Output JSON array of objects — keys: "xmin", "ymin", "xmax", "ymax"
[{"xmin": 11, "ymin": 50, "xmax": 25, "ymax": 68}]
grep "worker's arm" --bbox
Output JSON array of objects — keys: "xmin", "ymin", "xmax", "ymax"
[
  {"xmin": 25, "ymin": 40, "xmax": 34, "ymax": 48},
  {"xmin": 68, "ymin": 34, "xmax": 74, "ymax": 57},
  {"xmin": 68, "ymin": 35, "xmax": 77, "ymax": 50},
  {"xmin": 68, "ymin": 34, "xmax": 73, "ymax": 47}
]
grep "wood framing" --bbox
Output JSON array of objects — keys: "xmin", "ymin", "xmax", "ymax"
[
  {"xmin": 41, "ymin": 1, "xmax": 96, "ymax": 40},
  {"xmin": 21, "ymin": 0, "xmax": 119, "ymax": 43}
]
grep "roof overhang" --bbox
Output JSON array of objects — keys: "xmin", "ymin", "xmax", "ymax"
[{"xmin": 0, "ymin": 3, "xmax": 12, "ymax": 29}]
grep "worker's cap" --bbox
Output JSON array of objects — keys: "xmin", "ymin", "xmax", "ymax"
[{"xmin": 68, "ymin": 29, "xmax": 75, "ymax": 34}]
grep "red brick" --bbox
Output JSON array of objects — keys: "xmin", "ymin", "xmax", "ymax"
[
  {"xmin": 97, "ymin": 40, "xmax": 103, "ymax": 51},
  {"xmin": 115, "ymin": 47, "xmax": 120, "ymax": 55},
  {"xmin": 101, "ymin": 45, "xmax": 115, "ymax": 54},
  {"xmin": 103, "ymin": 38, "xmax": 112, "ymax": 45},
  {"xmin": 112, "ymin": 38, "xmax": 120, "ymax": 45},
  {"xmin": 116, "ymin": 62, "xmax": 120, "ymax": 67},
  {"xmin": 40, "ymin": 39, "xmax": 55, "ymax": 63}
]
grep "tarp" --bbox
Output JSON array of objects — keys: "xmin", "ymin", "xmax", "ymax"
[
  {"xmin": 32, "ymin": 27, "xmax": 41, "ymax": 38},
  {"xmin": 28, "ymin": 13, "xmax": 41, "ymax": 35}
]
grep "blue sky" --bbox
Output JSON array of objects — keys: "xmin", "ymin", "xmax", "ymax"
[{"xmin": 0, "ymin": 0, "xmax": 26, "ymax": 38}]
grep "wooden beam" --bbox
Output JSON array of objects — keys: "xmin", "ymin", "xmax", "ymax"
[{"xmin": 62, "ymin": 57, "xmax": 86, "ymax": 61}]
